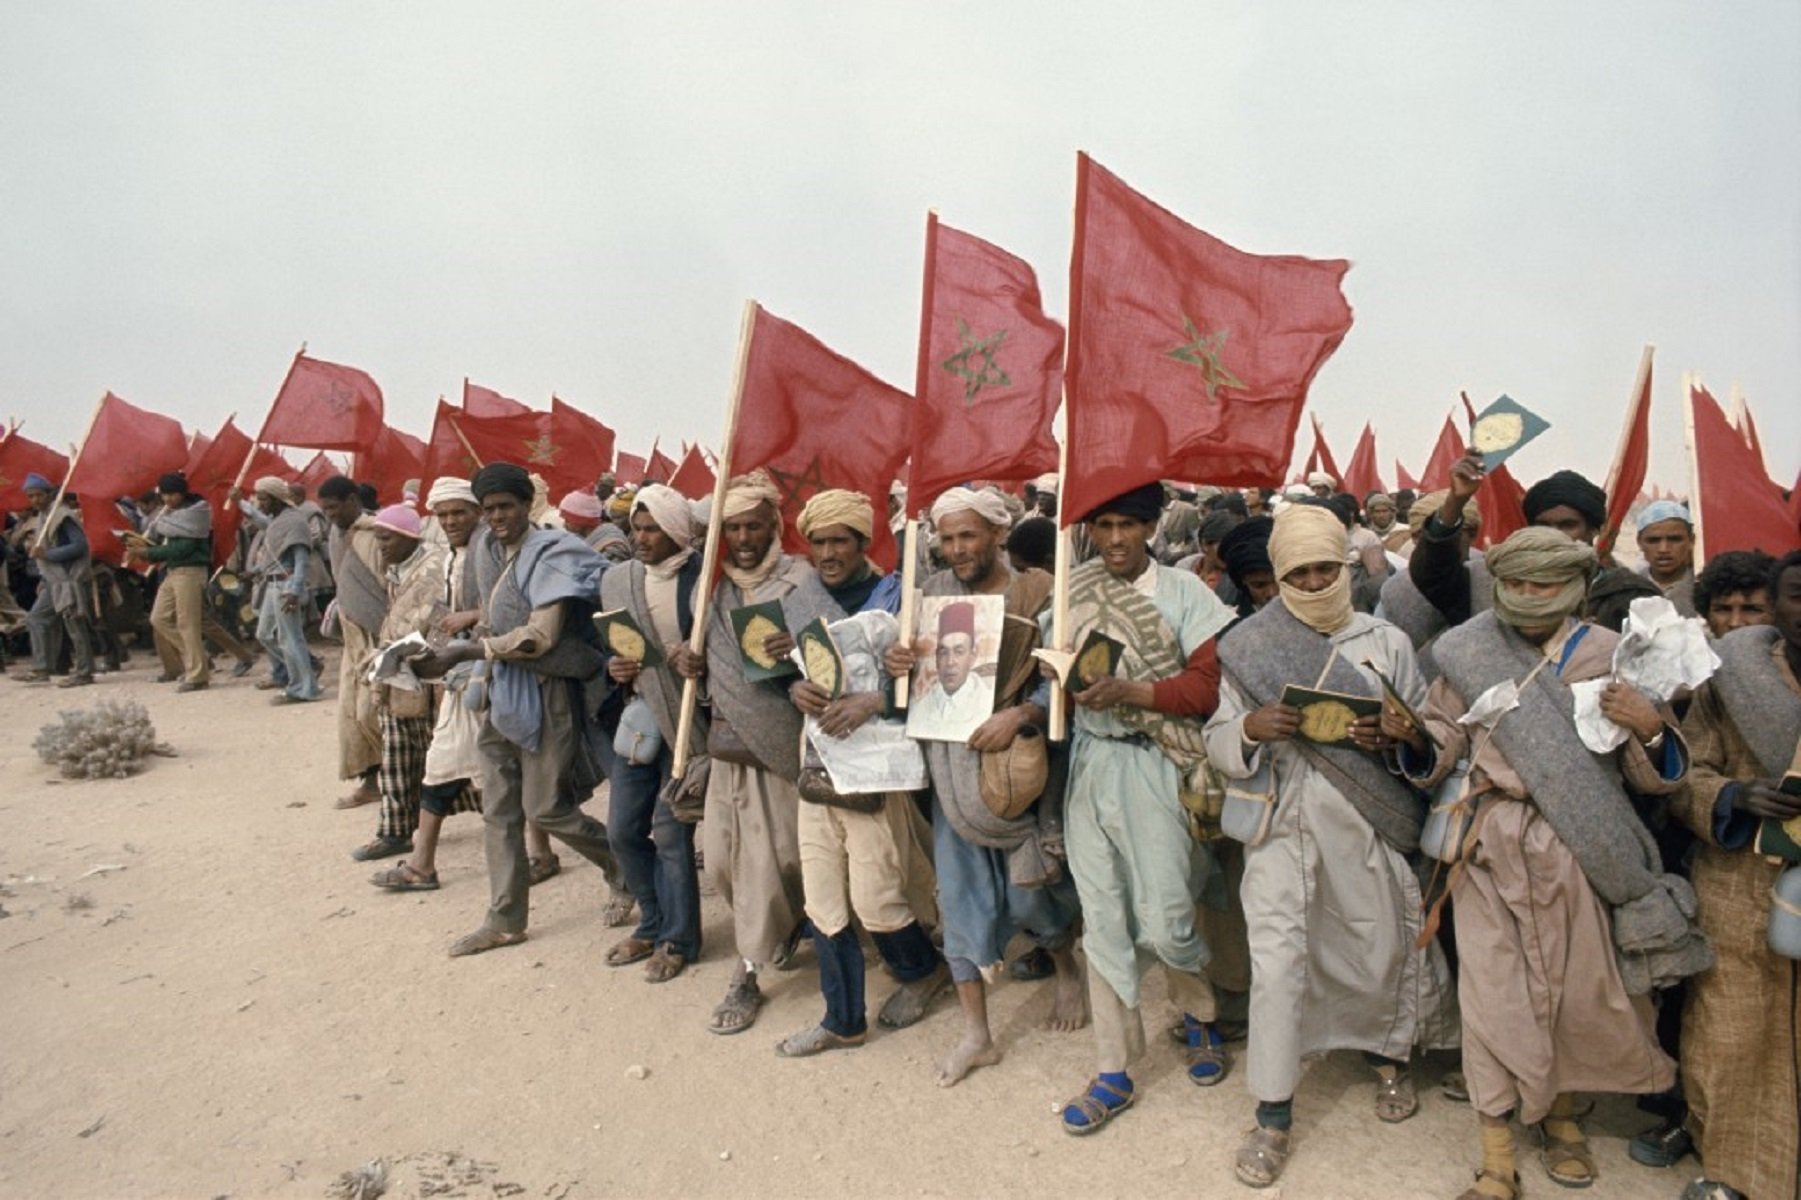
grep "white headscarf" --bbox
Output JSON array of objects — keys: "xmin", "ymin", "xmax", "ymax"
[
  {"xmin": 929, "ymin": 486, "xmax": 1011, "ymax": 529},
  {"xmin": 426, "ymin": 477, "xmax": 478, "ymax": 510},
  {"xmin": 633, "ymin": 484, "xmax": 696, "ymax": 551}
]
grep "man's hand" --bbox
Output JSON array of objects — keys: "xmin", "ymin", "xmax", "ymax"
[
  {"xmin": 608, "ymin": 656, "xmax": 643, "ymax": 686},
  {"xmin": 882, "ymin": 641, "xmax": 918, "ymax": 680},
  {"xmin": 279, "ymin": 592, "xmax": 299, "ymax": 613},
  {"xmin": 1243, "ymin": 702, "xmax": 1301, "ymax": 744},
  {"xmin": 1599, "ymin": 681, "xmax": 1666, "ymax": 744},
  {"xmin": 1732, "ymin": 779, "xmax": 1801, "ymax": 822},
  {"xmin": 438, "ymin": 610, "xmax": 480, "ymax": 637},
  {"xmin": 1446, "ymin": 450, "xmax": 1485, "ymax": 507},
  {"xmin": 1072, "ymin": 676, "xmax": 1153, "ymax": 712},
  {"xmin": 671, "ymin": 644, "xmax": 706, "ymax": 680},
  {"xmin": 967, "ymin": 705, "xmax": 1033, "ymax": 753},
  {"xmin": 227, "ymin": 485, "xmax": 243, "ymax": 503},
  {"xmin": 412, "ymin": 640, "xmax": 482, "ymax": 680},
  {"xmin": 816, "ymin": 692, "xmax": 885, "ymax": 739},
  {"xmin": 789, "ymin": 678, "xmax": 832, "ymax": 716},
  {"xmin": 28, "ymin": 542, "xmax": 46, "ymax": 561},
  {"xmin": 762, "ymin": 631, "xmax": 795, "ymax": 662},
  {"xmin": 1350, "ymin": 712, "xmax": 1398, "ymax": 754},
  {"xmin": 1378, "ymin": 704, "xmax": 1427, "ymax": 754}
]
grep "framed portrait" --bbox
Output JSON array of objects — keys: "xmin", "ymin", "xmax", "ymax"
[{"xmin": 904, "ymin": 593, "xmax": 1005, "ymax": 743}]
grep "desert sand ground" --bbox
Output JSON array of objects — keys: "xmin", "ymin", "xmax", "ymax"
[{"xmin": 1, "ymin": 646, "xmax": 1678, "ymax": 1200}]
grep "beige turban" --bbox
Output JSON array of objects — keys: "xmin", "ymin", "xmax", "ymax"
[
  {"xmin": 254, "ymin": 475, "xmax": 291, "ymax": 502},
  {"xmin": 796, "ymin": 488, "xmax": 873, "ymax": 541},
  {"xmin": 930, "ymin": 486, "xmax": 1011, "ymax": 529},
  {"xmin": 632, "ymin": 483, "xmax": 696, "ymax": 550},
  {"xmin": 1306, "ymin": 471, "xmax": 1338, "ymax": 490},
  {"xmin": 1407, "ymin": 490, "xmax": 1481, "ymax": 537},
  {"xmin": 1271, "ymin": 503, "xmax": 1353, "ymax": 634},
  {"xmin": 721, "ymin": 469, "xmax": 783, "ymax": 522},
  {"xmin": 426, "ymin": 477, "xmax": 477, "ymax": 509},
  {"xmin": 528, "ymin": 472, "xmax": 550, "ymax": 522},
  {"xmin": 1486, "ymin": 526, "xmax": 1597, "ymax": 628}
]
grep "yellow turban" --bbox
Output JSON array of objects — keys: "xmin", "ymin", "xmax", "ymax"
[
  {"xmin": 1270, "ymin": 503, "xmax": 1353, "ymax": 634},
  {"xmin": 722, "ymin": 469, "xmax": 782, "ymax": 522},
  {"xmin": 796, "ymin": 488, "xmax": 872, "ymax": 541}
]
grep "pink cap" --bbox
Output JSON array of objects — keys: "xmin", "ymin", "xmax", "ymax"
[{"xmin": 372, "ymin": 504, "xmax": 423, "ymax": 539}]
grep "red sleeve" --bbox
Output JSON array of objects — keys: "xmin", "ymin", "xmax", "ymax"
[{"xmin": 1149, "ymin": 639, "xmax": 1220, "ymax": 717}]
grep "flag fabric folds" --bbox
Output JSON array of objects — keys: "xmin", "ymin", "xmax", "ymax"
[
  {"xmin": 0, "ymin": 432, "xmax": 70, "ymax": 513},
  {"xmin": 1394, "ymin": 459, "xmax": 1419, "ymax": 492},
  {"xmin": 1595, "ymin": 347, "xmax": 1653, "ymax": 558},
  {"xmin": 63, "ymin": 393, "xmax": 189, "ymax": 563},
  {"xmin": 907, "ymin": 215, "xmax": 1063, "ymax": 516},
  {"xmin": 1688, "ymin": 381, "xmax": 1799, "ymax": 559},
  {"xmin": 186, "ymin": 417, "xmax": 293, "ymax": 565},
  {"xmin": 354, "ymin": 425, "xmax": 427, "ymax": 505},
  {"xmin": 259, "ymin": 353, "xmax": 385, "ymax": 451},
  {"xmin": 1303, "ymin": 414, "xmax": 1342, "ymax": 484},
  {"xmin": 552, "ymin": 399, "xmax": 616, "ymax": 484},
  {"xmin": 1418, "ymin": 415, "xmax": 1465, "ymax": 493},
  {"xmin": 668, "ymin": 443, "xmax": 717, "ymax": 500},
  {"xmin": 296, "ymin": 451, "xmax": 343, "ymax": 496},
  {"xmin": 463, "ymin": 380, "xmax": 531, "ymax": 418},
  {"xmin": 646, "ymin": 441, "xmax": 679, "ymax": 484},
  {"xmin": 421, "ymin": 398, "xmax": 613, "ymax": 501},
  {"xmin": 1064, "ymin": 154, "xmax": 1353, "ymax": 524},
  {"xmin": 614, "ymin": 452, "xmax": 647, "ymax": 487},
  {"xmin": 1341, "ymin": 422, "xmax": 1385, "ymax": 500},
  {"xmin": 730, "ymin": 304, "xmax": 911, "ymax": 570}
]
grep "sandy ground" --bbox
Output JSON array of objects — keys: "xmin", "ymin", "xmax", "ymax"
[{"xmin": 0, "ymin": 647, "xmax": 1679, "ymax": 1200}]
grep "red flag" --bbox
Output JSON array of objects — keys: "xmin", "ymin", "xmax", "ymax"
[
  {"xmin": 0, "ymin": 432, "xmax": 71, "ymax": 513},
  {"xmin": 296, "ymin": 451, "xmax": 343, "ymax": 496},
  {"xmin": 63, "ymin": 393, "xmax": 188, "ymax": 563},
  {"xmin": 464, "ymin": 380, "xmax": 531, "ymax": 418},
  {"xmin": 259, "ymin": 352, "xmax": 385, "ymax": 451},
  {"xmin": 908, "ymin": 214, "xmax": 1063, "ymax": 515},
  {"xmin": 615, "ymin": 451, "xmax": 647, "ymax": 487},
  {"xmin": 1341, "ymin": 423, "xmax": 1385, "ymax": 500},
  {"xmin": 1418, "ymin": 415, "xmax": 1466, "ymax": 492},
  {"xmin": 646, "ymin": 439, "xmax": 679, "ymax": 484},
  {"xmin": 1394, "ymin": 459, "xmax": 1419, "ymax": 492},
  {"xmin": 186, "ymin": 418, "xmax": 291, "ymax": 566},
  {"xmin": 1595, "ymin": 346, "xmax": 1654, "ymax": 558},
  {"xmin": 183, "ymin": 432, "xmax": 213, "ymax": 475},
  {"xmin": 668, "ymin": 442, "xmax": 716, "ymax": 501},
  {"xmin": 551, "ymin": 398, "xmax": 616, "ymax": 483},
  {"xmin": 1305, "ymin": 414, "xmax": 1343, "ymax": 485},
  {"xmin": 730, "ymin": 305, "xmax": 912, "ymax": 570},
  {"xmin": 352, "ymin": 425, "xmax": 427, "ymax": 505},
  {"xmin": 422, "ymin": 400, "xmax": 544, "ymax": 488},
  {"xmin": 1688, "ymin": 380, "xmax": 1799, "ymax": 559},
  {"xmin": 1064, "ymin": 154, "xmax": 1353, "ymax": 524}
]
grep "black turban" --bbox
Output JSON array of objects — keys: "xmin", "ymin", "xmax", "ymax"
[
  {"xmin": 316, "ymin": 474, "xmax": 358, "ymax": 502},
  {"xmin": 1523, "ymin": 469, "xmax": 1607, "ymax": 529},
  {"xmin": 157, "ymin": 471, "xmax": 190, "ymax": 496},
  {"xmin": 472, "ymin": 462, "xmax": 533, "ymax": 502},
  {"xmin": 1219, "ymin": 515, "xmax": 1274, "ymax": 589},
  {"xmin": 1079, "ymin": 481, "xmax": 1164, "ymax": 525}
]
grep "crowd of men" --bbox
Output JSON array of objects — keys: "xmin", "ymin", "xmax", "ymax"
[{"xmin": 3, "ymin": 448, "xmax": 1796, "ymax": 1200}]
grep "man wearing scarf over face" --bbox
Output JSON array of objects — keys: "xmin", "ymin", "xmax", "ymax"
[
  {"xmin": 1400, "ymin": 527, "xmax": 1710, "ymax": 1199},
  {"xmin": 1047, "ymin": 482, "xmax": 1236, "ymax": 1136},
  {"xmin": 671, "ymin": 470, "xmax": 840, "ymax": 1035},
  {"xmin": 598, "ymin": 484, "xmax": 708, "ymax": 985},
  {"xmin": 1205, "ymin": 504, "xmax": 1459, "ymax": 1189},
  {"xmin": 414, "ymin": 462, "xmax": 617, "ymax": 959}
]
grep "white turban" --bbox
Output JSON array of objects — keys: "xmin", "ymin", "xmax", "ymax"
[
  {"xmin": 1306, "ymin": 471, "xmax": 1338, "ymax": 490},
  {"xmin": 254, "ymin": 475, "xmax": 291, "ymax": 502},
  {"xmin": 930, "ymin": 486, "xmax": 1011, "ymax": 529},
  {"xmin": 426, "ymin": 477, "xmax": 478, "ymax": 510},
  {"xmin": 632, "ymin": 483, "xmax": 696, "ymax": 550},
  {"xmin": 721, "ymin": 469, "xmax": 782, "ymax": 522},
  {"xmin": 1030, "ymin": 472, "xmax": 1059, "ymax": 496}
]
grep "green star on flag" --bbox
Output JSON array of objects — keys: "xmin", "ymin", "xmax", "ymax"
[
  {"xmin": 766, "ymin": 455, "xmax": 830, "ymax": 514},
  {"xmin": 1165, "ymin": 317, "xmax": 1244, "ymax": 403},
  {"xmin": 941, "ymin": 319, "xmax": 1011, "ymax": 405}
]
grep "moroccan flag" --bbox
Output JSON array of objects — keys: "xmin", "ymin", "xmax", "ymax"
[
  {"xmin": 353, "ymin": 424, "xmax": 427, "ymax": 506},
  {"xmin": 1418, "ymin": 415, "xmax": 1465, "ymax": 492},
  {"xmin": 615, "ymin": 451, "xmax": 647, "ymax": 487},
  {"xmin": 908, "ymin": 214, "xmax": 1063, "ymax": 515},
  {"xmin": 646, "ymin": 440, "xmax": 679, "ymax": 484},
  {"xmin": 1341, "ymin": 423, "xmax": 1385, "ymax": 500},
  {"xmin": 1064, "ymin": 154, "xmax": 1353, "ymax": 524},
  {"xmin": 1688, "ymin": 381, "xmax": 1799, "ymax": 559},
  {"xmin": 1727, "ymin": 387, "xmax": 1767, "ymax": 469},
  {"xmin": 730, "ymin": 304, "xmax": 912, "ymax": 570},
  {"xmin": 423, "ymin": 400, "xmax": 542, "ymax": 485},
  {"xmin": 296, "ymin": 451, "xmax": 344, "ymax": 496},
  {"xmin": 464, "ymin": 380, "xmax": 531, "ymax": 418},
  {"xmin": 0, "ymin": 432, "xmax": 70, "ymax": 513},
  {"xmin": 1304, "ymin": 414, "xmax": 1343, "ymax": 484},
  {"xmin": 1394, "ymin": 459, "xmax": 1419, "ymax": 492},
  {"xmin": 186, "ymin": 417, "xmax": 292, "ymax": 566},
  {"xmin": 64, "ymin": 393, "xmax": 188, "ymax": 562},
  {"xmin": 258, "ymin": 352, "xmax": 385, "ymax": 451},
  {"xmin": 551, "ymin": 398, "xmax": 616, "ymax": 481},
  {"xmin": 1595, "ymin": 346, "xmax": 1654, "ymax": 558},
  {"xmin": 668, "ymin": 442, "xmax": 716, "ymax": 500}
]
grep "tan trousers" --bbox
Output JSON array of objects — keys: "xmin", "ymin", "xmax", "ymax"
[
  {"xmin": 338, "ymin": 620, "xmax": 383, "ymax": 780},
  {"xmin": 797, "ymin": 793, "xmax": 938, "ymax": 938},
  {"xmin": 1090, "ymin": 962, "xmax": 1216, "ymax": 1074},
  {"xmin": 149, "ymin": 566, "xmax": 208, "ymax": 684},
  {"xmin": 703, "ymin": 760, "xmax": 806, "ymax": 968}
]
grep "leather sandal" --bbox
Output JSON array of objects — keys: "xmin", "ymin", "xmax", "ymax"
[
  {"xmin": 1456, "ymin": 1168, "xmax": 1519, "ymax": 1200},
  {"xmin": 1233, "ymin": 1125, "xmax": 1291, "ymax": 1188},
  {"xmin": 643, "ymin": 943, "xmax": 686, "ymax": 984},
  {"xmin": 1374, "ymin": 1067, "xmax": 1419, "ymax": 1123},
  {"xmin": 1059, "ymin": 1077, "xmax": 1134, "ymax": 1135},
  {"xmin": 1539, "ymin": 1126, "xmax": 1596, "ymax": 1189},
  {"xmin": 605, "ymin": 936, "xmax": 654, "ymax": 967}
]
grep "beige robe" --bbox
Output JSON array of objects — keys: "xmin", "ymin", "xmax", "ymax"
[
  {"xmin": 335, "ymin": 522, "xmax": 385, "ymax": 781},
  {"xmin": 1674, "ymin": 641, "xmax": 1800, "ymax": 1200},
  {"xmin": 1410, "ymin": 620, "xmax": 1679, "ymax": 1123}
]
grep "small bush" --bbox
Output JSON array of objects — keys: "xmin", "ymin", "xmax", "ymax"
[{"xmin": 33, "ymin": 698, "xmax": 173, "ymax": 780}]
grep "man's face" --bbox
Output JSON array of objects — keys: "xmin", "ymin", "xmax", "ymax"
[
  {"xmin": 158, "ymin": 489, "xmax": 187, "ymax": 511},
  {"xmin": 482, "ymin": 492, "xmax": 531, "ymax": 546},
  {"xmin": 1705, "ymin": 588, "xmax": 1771, "ymax": 639},
  {"xmin": 1772, "ymin": 566, "xmax": 1801, "ymax": 651},
  {"xmin": 1310, "ymin": 484, "xmax": 1332, "ymax": 498},
  {"xmin": 373, "ymin": 528, "xmax": 417, "ymax": 569},
  {"xmin": 25, "ymin": 488, "xmax": 50, "ymax": 514},
  {"xmin": 722, "ymin": 502, "xmax": 778, "ymax": 570},
  {"xmin": 1090, "ymin": 513, "xmax": 1152, "ymax": 580},
  {"xmin": 1243, "ymin": 488, "xmax": 1265, "ymax": 514},
  {"xmin": 630, "ymin": 509, "xmax": 680, "ymax": 565},
  {"xmin": 936, "ymin": 509, "xmax": 1004, "ymax": 587},
  {"xmin": 433, "ymin": 500, "xmax": 480, "ymax": 549},
  {"xmin": 319, "ymin": 493, "xmax": 359, "ymax": 530},
  {"xmin": 1367, "ymin": 500, "xmax": 1395, "ymax": 526},
  {"xmin": 807, "ymin": 523, "xmax": 867, "ymax": 589},
  {"xmin": 1242, "ymin": 568, "xmax": 1279, "ymax": 610},
  {"xmin": 1035, "ymin": 494, "xmax": 1057, "ymax": 519},
  {"xmin": 1532, "ymin": 505, "xmax": 1596, "ymax": 544},
  {"xmin": 936, "ymin": 631, "xmax": 975, "ymax": 693},
  {"xmin": 1281, "ymin": 561, "xmax": 1342, "ymax": 594},
  {"xmin": 254, "ymin": 492, "xmax": 283, "ymax": 517},
  {"xmin": 1636, "ymin": 519, "xmax": 1694, "ymax": 583}
]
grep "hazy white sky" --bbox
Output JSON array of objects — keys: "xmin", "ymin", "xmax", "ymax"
[{"xmin": 4, "ymin": 2, "xmax": 1796, "ymax": 494}]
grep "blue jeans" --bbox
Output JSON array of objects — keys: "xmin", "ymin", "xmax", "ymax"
[
  {"xmin": 256, "ymin": 588, "xmax": 317, "ymax": 699},
  {"xmin": 608, "ymin": 746, "xmax": 700, "ymax": 959}
]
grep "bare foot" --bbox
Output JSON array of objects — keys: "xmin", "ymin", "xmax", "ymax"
[
  {"xmin": 935, "ymin": 1030, "xmax": 1000, "ymax": 1087},
  {"xmin": 1044, "ymin": 965, "xmax": 1091, "ymax": 1033}
]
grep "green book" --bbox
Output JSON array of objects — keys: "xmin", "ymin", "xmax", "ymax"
[
  {"xmin": 1071, "ymin": 629, "xmax": 1126, "ymax": 691},
  {"xmin": 729, "ymin": 600, "xmax": 796, "ymax": 681},
  {"xmin": 1470, "ymin": 394, "xmax": 1551, "ymax": 472},
  {"xmin": 1755, "ymin": 773, "xmax": 1801, "ymax": 861},
  {"xmin": 796, "ymin": 616, "xmax": 845, "ymax": 700},
  {"xmin": 592, "ymin": 608, "xmax": 663, "ymax": 668},
  {"xmin": 1280, "ymin": 684, "xmax": 1382, "ymax": 746}
]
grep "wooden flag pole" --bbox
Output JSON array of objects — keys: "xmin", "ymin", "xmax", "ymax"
[
  {"xmin": 32, "ymin": 391, "xmax": 110, "ymax": 550},
  {"xmin": 672, "ymin": 299, "xmax": 758, "ymax": 780},
  {"xmin": 447, "ymin": 415, "xmax": 485, "ymax": 469},
  {"xmin": 893, "ymin": 516, "xmax": 920, "ymax": 708},
  {"xmin": 1595, "ymin": 343, "xmax": 1655, "ymax": 558},
  {"xmin": 233, "ymin": 344, "xmax": 306, "ymax": 491},
  {"xmin": 1682, "ymin": 370, "xmax": 1706, "ymax": 563},
  {"xmin": 1047, "ymin": 395, "xmax": 1072, "ymax": 742}
]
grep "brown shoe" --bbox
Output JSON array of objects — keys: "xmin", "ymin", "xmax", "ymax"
[{"xmin": 644, "ymin": 943, "xmax": 687, "ymax": 983}]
